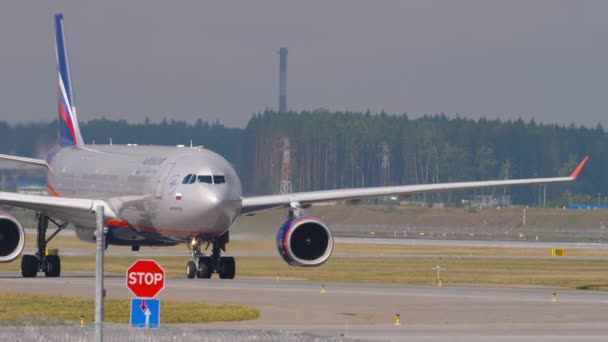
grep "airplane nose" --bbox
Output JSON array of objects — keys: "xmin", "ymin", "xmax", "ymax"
[
  {"xmin": 199, "ymin": 187, "xmax": 241, "ymax": 230},
  {"xmin": 206, "ymin": 194, "xmax": 220, "ymax": 205}
]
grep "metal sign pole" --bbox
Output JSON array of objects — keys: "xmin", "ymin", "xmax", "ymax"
[{"xmin": 95, "ymin": 205, "xmax": 105, "ymax": 342}]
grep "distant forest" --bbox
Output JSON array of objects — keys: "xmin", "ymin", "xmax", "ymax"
[{"xmin": 2, "ymin": 111, "xmax": 603, "ymax": 206}]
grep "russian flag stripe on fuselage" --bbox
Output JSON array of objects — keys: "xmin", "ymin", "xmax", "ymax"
[{"xmin": 58, "ymin": 76, "xmax": 77, "ymax": 144}]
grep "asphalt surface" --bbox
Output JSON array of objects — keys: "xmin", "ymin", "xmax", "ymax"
[
  {"xmin": 2, "ymin": 272, "xmax": 608, "ymax": 341},
  {"xmin": 9, "ymin": 232, "xmax": 608, "ymax": 340}
]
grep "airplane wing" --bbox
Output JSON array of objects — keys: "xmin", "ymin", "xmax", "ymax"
[
  {"xmin": 0, "ymin": 191, "xmax": 116, "ymax": 225},
  {"xmin": 241, "ymin": 156, "xmax": 589, "ymax": 215}
]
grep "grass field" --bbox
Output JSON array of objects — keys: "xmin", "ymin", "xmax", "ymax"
[
  {"xmin": 0, "ymin": 292, "xmax": 259, "ymax": 325},
  {"xmin": 7, "ymin": 232, "xmax": 608, "ymax": 289},
  {"xmin": 8, "ymin": 229, "xmax": 608, "ymax": 290},
  {"xmin": 2, "ymin": 253, "xmax": 607, "ymax": 290},
  {"xmin": 4, "ymin": 234, "xmax": 608, "ymax": 326}
]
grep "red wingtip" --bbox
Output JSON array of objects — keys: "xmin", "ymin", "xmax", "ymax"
[{"xmin": 570, "ymin": 156, "xmax": 589, "ymax": 179}]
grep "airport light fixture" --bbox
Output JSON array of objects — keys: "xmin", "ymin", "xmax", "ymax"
[{"xmin": 432, "ymin": 265, "xmax": 445, "ymax": 284}]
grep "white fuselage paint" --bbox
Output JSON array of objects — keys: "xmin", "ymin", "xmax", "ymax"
[{"xmin": 47, "ymin": 145, "xmax": 243, "ymax": 244}]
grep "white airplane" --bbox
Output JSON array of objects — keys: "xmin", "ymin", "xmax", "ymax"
[{"xmin": 0, "ymin": 14, "xmax": 589, "ymax": 279}]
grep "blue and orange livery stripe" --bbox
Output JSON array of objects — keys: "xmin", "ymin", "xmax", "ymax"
[
  {"xmin": 106, "ymin": 219, "xmax": 130, "ymax": 228},
  {"xmin": 107, "ymin": 221, "xmax": 222, "ymax": 236},
  {"xmin": 281, "ymin": 216, "xmax": 310, "ymax": 260},
  {"xmin": 55, "ymin": 13, "xmax": 81, "ymax": 147},
  {"xmin": 58, "ymin": 78, "xmax": 77, "ymax": 145},
  {"xmin": 45, "ymin": 170, "xmax": 61, "ymax": 197}
]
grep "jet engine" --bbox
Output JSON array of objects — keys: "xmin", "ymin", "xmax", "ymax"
[
  {"xmin": 276, "ymin": 216, "xmax": 333, "ymax": 267},
  {"xmin": 0, "ymin": 211, "xmax": 25, "ymax": 263}
]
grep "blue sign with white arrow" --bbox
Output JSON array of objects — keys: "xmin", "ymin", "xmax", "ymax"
[{"xmin": 130, "ymin": 298, "xmax": 160, "ymax": 328}]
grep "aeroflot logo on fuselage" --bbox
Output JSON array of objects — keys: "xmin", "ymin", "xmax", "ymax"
[
  {"xmin": 167, "ymin": 174, "xmax": 180, "ymax": 195},
  {"xmin": 143, "ymin": 157, "xmax": 167, "ymax": 166}
]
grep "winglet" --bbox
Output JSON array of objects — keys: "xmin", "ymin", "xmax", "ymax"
[{"xmin": 570, "ymin": 156, "xmax": 589, "ymax": 179}]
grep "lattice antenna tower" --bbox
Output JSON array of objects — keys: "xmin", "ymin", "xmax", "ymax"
[
  {"xmin": 278, "ymin": 48, "xmax": 287, "ymax": 113},
  {"xmin": 379, "ymin": 141, "xmax": 391, "ymax": 186}
]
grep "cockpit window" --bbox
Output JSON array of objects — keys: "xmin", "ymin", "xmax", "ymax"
[
  {"xmin": 188, "ymin": 175, "xmax": 196, "ymax": 184},
  {"xmin": 197, "ymin": 175, "xmax": 212, "ymax": 184},
  {"xmin": 213, "ymin": 175, "xmax": 226, "ymax": 184},
  {"xmin": 182, "ymin": 174, "xmax": 192, "ymax": 184}
]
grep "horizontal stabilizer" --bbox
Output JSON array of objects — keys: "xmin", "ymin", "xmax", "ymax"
[
  {"xmin": 0, "ymin": 191, "xmax": 117, "ymax": 227},
  {"xmin": 0, "ymin": 154, "xmax": 47, "ymax": 167}
]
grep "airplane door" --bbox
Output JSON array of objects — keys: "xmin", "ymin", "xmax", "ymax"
[{"xmin": 155, "ymin": 162, "xmax": 175, "ymax": 198}]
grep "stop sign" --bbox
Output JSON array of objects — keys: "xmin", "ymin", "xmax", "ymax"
[{"xmin": 126, "ymin": 259, "xmax": 165, "ymax": 298}]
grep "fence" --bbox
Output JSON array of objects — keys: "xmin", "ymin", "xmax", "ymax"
[{"xmin": 0, "ymin": 323, "xmax": 343, "ymax": 342}]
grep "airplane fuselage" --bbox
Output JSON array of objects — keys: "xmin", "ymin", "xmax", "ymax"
[{"xmin": 46, "ymin": 144, "xmax": 243, "ymax": 245}]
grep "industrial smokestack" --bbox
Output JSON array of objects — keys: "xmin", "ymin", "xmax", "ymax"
[{"xmin": 278, "ymin": 47, "xmax": 287, "ymax": 113}]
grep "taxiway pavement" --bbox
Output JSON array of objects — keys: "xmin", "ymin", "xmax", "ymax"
[{"xmin": 2, "ymin": 273, "xmax": 608, "ymax": 341}]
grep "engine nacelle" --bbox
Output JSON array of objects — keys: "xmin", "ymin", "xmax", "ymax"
[
  {"xmin": 75, "ymin": 225, "xmax": 96, "ymax": 243},
  {"xmin": 276, "ymin": 216, "xmax": 333, "ymax": 267},
  {"xmin": 0, "ymin": 211, "xmax": 25, "ymax": 263}
]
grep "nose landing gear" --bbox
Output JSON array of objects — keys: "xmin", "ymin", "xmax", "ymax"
[{"xmin": 186, "ymin": 233, "xmax": 235, "ymax": 279}]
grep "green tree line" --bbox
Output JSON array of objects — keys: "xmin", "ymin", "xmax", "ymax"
[
  {"xmin": 242, "ymin": 110, "xmax": 600, "ymax": 205},
  {"xmin": 3, "ymin": 111, "xmax": 602, "ymax": 205}
]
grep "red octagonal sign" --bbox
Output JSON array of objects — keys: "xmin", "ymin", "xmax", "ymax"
[{"xmin": 126, "ymin": 259, "xmax": 165, "ymax": 298}]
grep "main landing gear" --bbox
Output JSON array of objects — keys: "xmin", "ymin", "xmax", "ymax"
[
  {"xmin": 186, "ymin": 233, "xmax": 235, "ymax": 280},
  {"xmin": 21, "ymin": 214, "xmax": 68, "ymax": 278}
]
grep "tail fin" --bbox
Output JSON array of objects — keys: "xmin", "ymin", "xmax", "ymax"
[{"xmin": 55, "ymin": 13, "xmax": 84, "ymax": 147}]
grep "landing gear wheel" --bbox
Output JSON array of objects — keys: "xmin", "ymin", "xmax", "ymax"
[
  {"xmin": 45, "ymin": 255, "xmax": 61, "ymax": 277},
  {"xmin": 196, "ymin": 257, "xmax": 213, "ymax": 279},
  {"xmin": 22, "ymin": 214, "xmax": 68, "ymax": 278},
  {"xmin": 186, "ymin": 261, "xmax": 196, "ymax": 279},
  {"xmin": 21, "ymin": 255, "xmax": 38, "ymax": 278},
  {"xmin": 218, "ymin": 257, "xmax": 235, "ymax": 279}
]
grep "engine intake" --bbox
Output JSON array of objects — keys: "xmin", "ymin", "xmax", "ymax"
[
  {"xmin": 276, "ymin": 216, "xmax": 333, "ymax": 267},
  {"xmin": 0, "ymin": 211, "xmax": 25, "ymax": 263}
]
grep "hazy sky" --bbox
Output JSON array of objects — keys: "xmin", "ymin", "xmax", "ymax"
[{"xmin": 1, "ymin": 1, "xmax": 607, "ymax": 128}]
